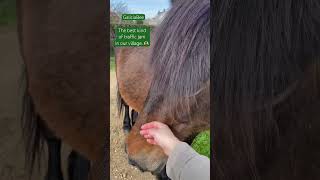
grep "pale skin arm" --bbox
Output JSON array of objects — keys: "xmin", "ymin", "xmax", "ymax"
[
  {"xmin": 141, "ymin": 121, "xmax": 210, "ymax": 180},
  {"xmin": 139, "ymin": 121, "xmax": 181, "ymax": 156}
]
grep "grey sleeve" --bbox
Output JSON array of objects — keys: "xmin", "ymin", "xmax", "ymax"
[{"xmin": 166, "ymin": 142, "xmax": 210, "ymax": 180}]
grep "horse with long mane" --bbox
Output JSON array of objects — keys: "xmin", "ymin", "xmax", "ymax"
[
  {"xmin": 17, "ymin": 0, "xmax": 108, "ymax": 179},
  {"xmin": 117, "ymin": 0, "xmax": 210, "ymax": 179},
  {"xmin": 120, "ymin": 0, "xmax": 320, "ymax": 180},
  {"xmin": 212, "ymin": 0, "xmax": 320, "ymax": 179}
]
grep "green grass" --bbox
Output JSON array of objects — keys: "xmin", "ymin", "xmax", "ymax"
[
  {"xmin": 191, "ymin": 130, "xmax": 210, "ymax": 158},
  {"xmin": 0, "ymin": 0, "xmax": 16, "ymax": 26},
  {"xmin": 110, "ymin": 56, "xmax": 115, "ymax": 72}
]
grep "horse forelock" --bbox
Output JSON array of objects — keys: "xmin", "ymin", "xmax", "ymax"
[{"xmin": 145, "ymin": 0, "xmax": 210, "ymax": 119}]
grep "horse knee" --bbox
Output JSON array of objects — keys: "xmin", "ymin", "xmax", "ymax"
[
  {"xmin": 123, "ymin": 116, "xmax": 131, "ymax": 133},
  {"xmin": 123, "ymin": 105, "xmax": 132, "ymax": 133},
  {"xmin": 131, "ymin": 110, "xmax": 138, "ymax": 126}
]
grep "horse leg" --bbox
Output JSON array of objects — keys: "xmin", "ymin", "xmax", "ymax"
[
  {"xmin": 123, "ymin": 104, "xmax": 131, "ymax": 133},
  {"xmin": 68, "ymin": 151, "xmax": 90, "ymax": 180},
  {"xmin": 130, "ymin": 109, "xmax": 138, "ymax": 126},
  {"xmin": 44, "ymin": 135, "xmax": 64, "ymax": 180}
]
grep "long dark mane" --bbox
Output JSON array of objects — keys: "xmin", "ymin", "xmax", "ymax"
[
  {"xmin": 144, "ymin": 0, "xmax": 210, "ymax": 120},
  {"xmin": 212, "ymin": 0, "xmax": 320, "ymax": 179}
]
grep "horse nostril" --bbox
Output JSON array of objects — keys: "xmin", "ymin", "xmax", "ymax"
[
  {"xmin": 128, "ymin": 159, "xmax": 136, "ymax": 166},
  {"xmin": 128, "ymin": 158, "xmax": 146, "ymax": 172},
  {"xmin": 153, "ymin": 165, "xmax": 169, "ymax": 179}
]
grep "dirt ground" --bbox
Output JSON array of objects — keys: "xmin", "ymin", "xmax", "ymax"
[{"xmin": 109, "ymin": 71, "xmax": 156, "ymax": 180}]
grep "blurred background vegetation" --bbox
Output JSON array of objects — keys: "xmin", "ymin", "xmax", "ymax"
[{"xmin": 0, "ymin": 0, "xmax": 16, "ymax": 26}]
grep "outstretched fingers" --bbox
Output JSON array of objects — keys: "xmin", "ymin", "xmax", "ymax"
[
  {"xmin": 140, "ymin": 121, "xmax": 164, "ymax": 130},
  {"xmin": 140, "ymin": 128, "xmax": 158, "ymax": 145},
  {"xmin": 140, "ymin": 128, "xmax": 156, "ymax": 137},
  {"xmin": 143, "ymin": 134, "xmax": 153, "ymax": 139}
]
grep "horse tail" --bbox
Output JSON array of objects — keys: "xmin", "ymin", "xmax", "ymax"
[{"xmin": 20, "ymin": 69, "xmax": 45, "ymax": 177}]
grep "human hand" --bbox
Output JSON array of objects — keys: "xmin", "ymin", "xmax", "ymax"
[{"xmin": 140, "ymin": 121, "xmax": 181, "ymax": 156}]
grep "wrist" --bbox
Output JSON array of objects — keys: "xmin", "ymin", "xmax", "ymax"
[{"xmin": 165, "ymin": 138, "xmax": 180, "ymax": 156}]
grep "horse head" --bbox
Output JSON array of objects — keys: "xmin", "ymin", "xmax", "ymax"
[{"xmin": 124, "ymin": 0, "xmax": 210, "ymax": 177}]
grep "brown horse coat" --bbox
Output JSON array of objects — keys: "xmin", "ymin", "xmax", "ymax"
[
  {"xmin": 17, "ymin": 0, "xmax": 109, "ymax": 179},
  {"xmin": 115, "ymin": 46, "xmax": 152, "ymax": 112}
]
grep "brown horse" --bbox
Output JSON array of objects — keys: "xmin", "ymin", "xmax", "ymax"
[
  {"xmin": 116, "ymin": 0, "xmax": 210, "ymax": 178},
  {"xmin": 116, "ymin": 46, "xmax": 152, "ymax": 113},
  {"xmin": 17, "ymin": 0, "xmax": 108, "ymax": 179},
  {"xmin": 115, "ymin": 46, "xmax": 151, "ymax": 133}
]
